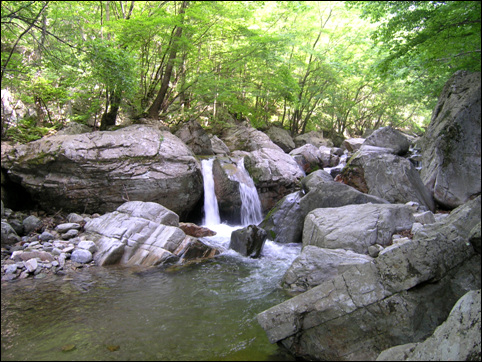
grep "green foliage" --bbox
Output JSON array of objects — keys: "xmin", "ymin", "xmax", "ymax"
[
  {"xmin": 5, "ymin": 117, "xmax": 60, "ymax": 144},
  {"xmin": 3, "ymin": 0, "xmax": 478, "ymax": 142}
]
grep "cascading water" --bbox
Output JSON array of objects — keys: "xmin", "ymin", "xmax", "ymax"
[
  {"xmin": 201, "ymin": 158, "xmax": 221, "ymax": 226},
  {"xmin": 236, "ymin": 158, "xmax": 263, "ymax": 226}
]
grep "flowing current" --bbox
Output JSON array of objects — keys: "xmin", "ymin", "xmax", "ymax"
[{"xmin": 1, "ymin": 158, "xmax": 301, "ymax": 361}]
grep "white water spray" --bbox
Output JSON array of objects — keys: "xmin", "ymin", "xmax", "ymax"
[
  {"xmin": 201, "ymin": 158, "xmax": 221, "ymax": 226},
  {"xmin": 236, "ymin": 158, "xmax": 263, "ymax": 226}
]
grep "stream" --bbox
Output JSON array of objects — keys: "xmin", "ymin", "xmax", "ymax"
[{"xmin": 1, "ymin": 158, "xmax": 301, "ymax": 361}]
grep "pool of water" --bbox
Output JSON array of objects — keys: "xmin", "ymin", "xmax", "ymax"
[{"xmin": 1, "ymin": 225, "xmax": 301, "ymax": 361}]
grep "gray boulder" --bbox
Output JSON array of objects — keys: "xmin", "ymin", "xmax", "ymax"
[
  {"xmin": 209, "ymin": 135, "xmax": 230, "ymax": 155},
  {"xmin": 342, "ymin": 137, "xmax": 365, "ymax": 152},
  {"xmin": 377, "ymin": 289, "xmax": 481, "ymax": 361},
  {"xmin": 243, "ymin": 147, "xmax": 305, "ymax": 212},
  {"xmin": 294, "ymin": 131, "xmax": 331, "ymax": 148},
  {"xmin": 303, "ymin": 204, "xmax": 415, "ymax": 255},
  {"xmin": 421, "ymin": 71, "xmax": 481, "ymax": 209},
  {"xmin": 23, "ymin": 215, "xmax": 43, "ymax": 234},
  {"xmin": 282, "ymin": 246, "xmax": 373, "ymax": 295},
  {"xmin": 258, "ymin": 196, "xmax": 480, "ymax": 361},
  {"xmin": 212, "ymin": 157, "xmax": 244, "ymax": 224},
  {"xmin": 339, "ymin": 151, "xmax": 435, "ymax": 211},
  {"xmin": 289, "ymin": 144, "xmax": 324, "ymax": 174},
  {"xmin": 364, "ymin": 126, "xmax": 411, "ymax": 155},
  {"xmin": 83, "ymin": 201, "xmax": 218, "ymax": 267},
  {"xmin": 221, "ymin": 124, "xmax": 283, "ymax": 152},
  {"xmin": 1, "ymin": 221, "xmax": 19, "ymax": 245},
  {"xmin": 1, "ymin": 125, "xmax": 203, "ymax": 218},
  {"xmin": 174, "ymin": 120, "xmax": 214, "ymax": 155},
  {"xmin": 229, "ymin": 225, "xmax": 268, "ymax": 258},
  {"xmin": 265, "ymin": 126, "xmax": 295, "ymax": 153},
  {"xmin": 260, "ymin": 176, "xmax": 389, "ymax": 245}
]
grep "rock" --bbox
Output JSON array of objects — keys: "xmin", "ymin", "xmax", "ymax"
[
  {"xmin": 421, "ymin": 71, "xmax": 481, "ymax": 209},
  {"xmin": 243, "ymin": 147, "xmax": 305, "ymax": 212},
  {"xmin": 221, "ymin": 124, "xmax": 283, "ymax": 152},
  {"xmin": 11, "ymin": 250, "xmax": 55, "ymax": 262},
  {"xmin": 61, "ymin": 229, "xmax": 79, "ymax": 239},
  {"xmin": 24, "ymin": 258, "xmax": 38, "ymax": 273},
  {"xmin": 56, "ymin": 223, "xmax": 81, "ymax": 233},
  {"xmin": 303, "ymin": 204, "xmax": 415, "ymax": 255},
  {"xmin": 282, "ymin": 246, "xmax": 373, "ymax": 294},
  {"xmin": 174, "ymin": 236, "xmax": 220, "ymax": 261},
  {"xmin": 174, "ymin": 120, "xmax": 214, "ymax": 155},
  {"xmin": 1, "ymin": 125, "xmax": 203, "ymax": 218},
  {"xmin": 1, "ymin": 221, "xmax": 20, "ymax": 245},
  {"xmin": 70, "ymin": 249, "xmax": 93, "ymax": 264},
  {"xmin": 257, "ymin": 197, "xmax": 481, "ymax": 361},
  {"xmin": 413, "ymin": 211, "xmax": 436, "ymax": 224},
  {"xmin": 376, "ymin": 289, "xmax": 481, "ymax": 361},
  {"xmin": 209, "ymin": 135, "xmax": 230, "ymax": 155},
  {"xmin": 339, "ymin": 151, "xmax": 435, "ymax": 211},
  {"xmin": 212, "ymin": 157, "xmax": 244, "ymax": 223},
  {"xmin": 39, "ymin": 231, "xmax": 55, "ymax": 242},
  {"xmin": 179, "ymin": 222, "xmax": 216, "ymax": 237},
  {"xmin": 117, "ymin": 201, "xmax": 179, "ymax": 226},
  {"xmin": 289, "ymin": 144, "xmax": 324, "ymax": 173},
  {"xmin": 229, "ymin": 225, "xmax": 268, "ymax": 258},
  {"xmin": 55, "ymin": 122, "xmax": 91, "ymax": 135},
  {"xmin": 300, "ymin": 170, "xmax": 334, "ymax": 192},
  {"xmin": 260, "ymin": 191, "xmax": 304, "ymax": 244},
  {"xmin": 23, "ymin": 215, "xmax": 43, "ymax": 234},
  {"xmin": 77, "ymin": 240, "xmax": 97, "ymax": 253},
  {"xmin": 261, "ymin": 178, "xmax": 389, "ymax": 245},
  {"xmin": 318, "ymin": 146, "xmax": 341, "ymax": 168},
  {"xmin": 84, "ymin": 201, "xmax": 219, "ymax": 267},
  {"xmin": 342, "ymin": 137, "xmax": 365, "ymax": 152},
  {"xmin": 469, "ymin": 221, "xmax": 481, "ymax": 254},
  {"xmin": 265, "ymin": 126, "xmax": 295, "ymax": 153},
  {"xmin": 294, "ymin": 131, "xmax": 331, "ymax": 148},
  {"xmin": 67, "ymin": 213, "xmax": 84, "ymax": 223},
  {"xmin": 363, "ymin": 126, "xmax": 411, "ymax": 155}
]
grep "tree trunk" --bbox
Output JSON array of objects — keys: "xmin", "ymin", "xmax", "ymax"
[
  {"xmin": 147, "ymin": 1, "xmax": 189, "ymax": 119},
  {"xmin": 100, "ymin": 90, "xmax": 121, "ymax": 130}
]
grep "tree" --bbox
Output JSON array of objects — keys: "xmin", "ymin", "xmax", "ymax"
[{"xmin": 347, "ymin": 1, "xmax": 481, "ymax": 95}]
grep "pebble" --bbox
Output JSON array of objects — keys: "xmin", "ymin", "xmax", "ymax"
[{"xmin": 1, "ymin": 211, "xmax": 97, "ymax": 281}]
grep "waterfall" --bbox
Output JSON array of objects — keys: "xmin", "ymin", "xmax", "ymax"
[
  {"xmin": 236, "ymin": 158, "xmax": 263, "ymax": 226},
  {"xmin": 201, "ymin": 158, "xmax": 221, "ymax": 226}
]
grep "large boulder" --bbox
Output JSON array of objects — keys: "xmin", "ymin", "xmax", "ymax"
[
  {"xmin": 83, "ymin": 201, "xmax": 219, "ymax": 267},
  {"xmin": 339, "ymin": 150, "xmax": 435, "ymax": 211},
  {"xmin": 242, "ymin": 147, "xmax": 305, "ymax": 212},
  {"xmin": 303, "ymin": 204, "xmax": 415, "ymax": 255},
  {"xmin": 265, "ymin": 126, "xmax": 295, "ymax": 153},
  {"xmin": 376, "ymin": 289, "xmax": 481, "ymax": 361},
  {"xmin": 257, "ymin": 196, "xmax": 481, "ymax": 361},
  {"xmin": 420, "ymin": 71, "xmax": 481, "ymax": 209},
  {"xmin": 260, "ymin": 174, "xmax": 389, "ymax": 244},
  {"xmin": 363, "ymin": 126, "xmax": 411, "ymax": 156},
  {"xmin": 220, "ymin": 124, "xmax": 283, "ymax": 152},
  {"xmin": 282, "ymin": 246, "xmax": 373, "ymax": 295},
  {"xmin": 1, "ymin": 125, "xmax": 203, "ymax": 218},
  {"xmin": 174, "ymin": 120, "xmax": 214, "ymax": 155},
  {"xmin": 211, "ymin": 157, "xmax": 249, "ymax": 224}
]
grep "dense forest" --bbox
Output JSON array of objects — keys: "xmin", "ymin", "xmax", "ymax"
[{"xmin": 1, "ymin": 1, "xmax": 480, "ymax": 143}]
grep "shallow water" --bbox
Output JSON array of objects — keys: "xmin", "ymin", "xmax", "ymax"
[{"xmin": 1, "ymin": 225, "xmax": 300, "ymax": 361}]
